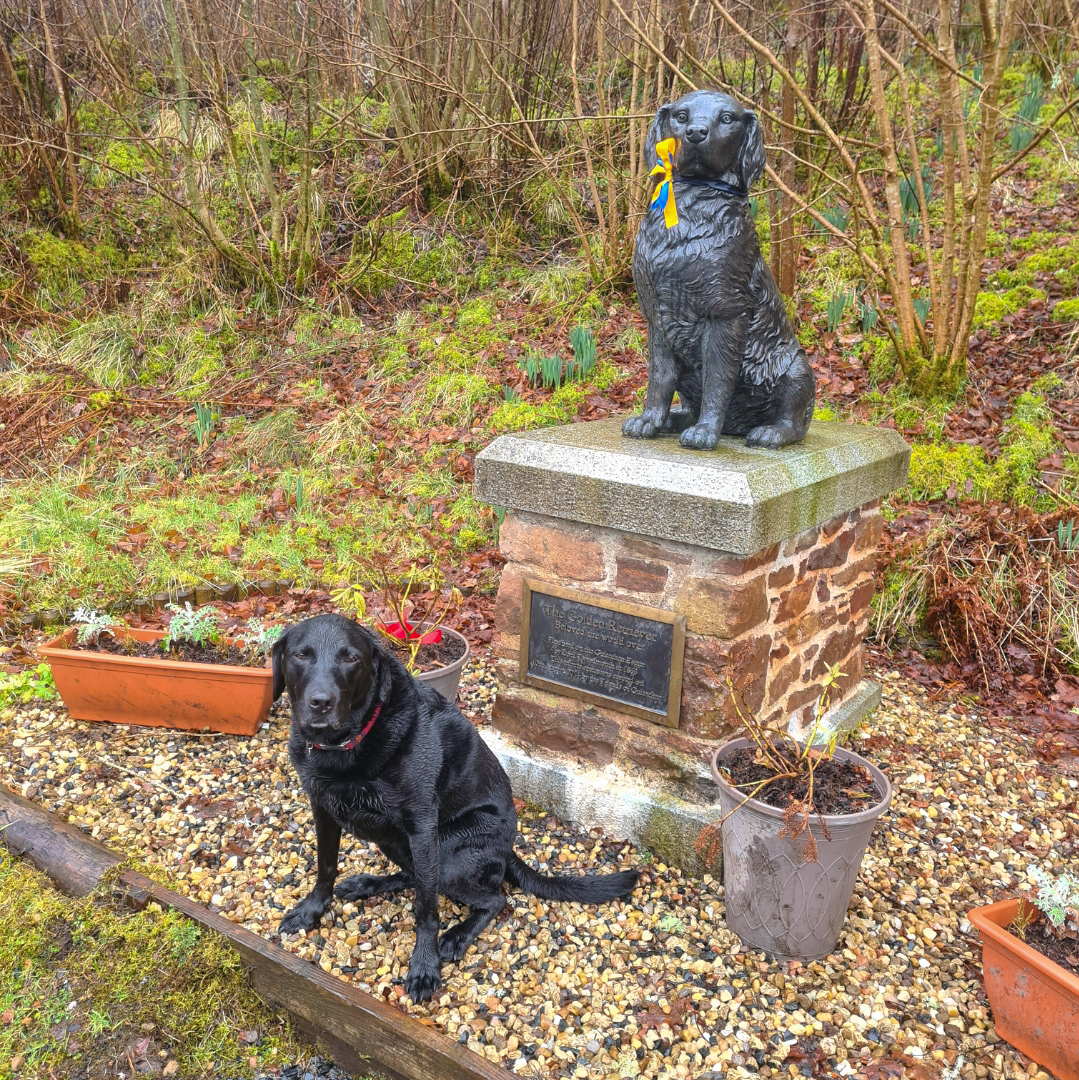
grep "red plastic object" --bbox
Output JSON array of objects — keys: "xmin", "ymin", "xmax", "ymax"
[{"xmin": 378, "ymin": 620, "xmax": 442, "ymax": 645}]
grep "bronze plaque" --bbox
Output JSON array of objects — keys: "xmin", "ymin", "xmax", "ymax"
[{"xmin": 519, "ymin": 580, "xmax": 685, "ymax": 727}]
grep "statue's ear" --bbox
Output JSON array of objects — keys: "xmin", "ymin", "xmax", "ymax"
[
  {"xmin": 644, "ymin": 104, "xmax": 672, "ymax": 167},
  {"xmin": 737, "ymin": 110, "xmax": 766, "ymax": 191}
]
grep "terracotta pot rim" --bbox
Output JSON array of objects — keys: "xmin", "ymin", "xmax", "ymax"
[
  {"xmin": 710, "ymin": 736, "xmax": 893, "ymax": 826},
  {"xmin": 39, "ymin": 627, "xmax": 272, "ymax": 679},
  {"xmin": 968, "ymin": 897, "xmax": 1079, "ymax": 996}
]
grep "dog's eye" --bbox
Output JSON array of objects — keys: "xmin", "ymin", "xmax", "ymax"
[
  {"xmin": 295, "ymin": 647, "xmax": 314, "ymax": 660},
  {"xmin": 341, "ymin": 652, "xmax": 361, "ymax": 664},
  {"xmin": 675, "ymin": 112, "xmax": 688, "ymax": 122},
  {"xmin": 722, "ymin": 113, "xmax": 733, "ymax": 123}
]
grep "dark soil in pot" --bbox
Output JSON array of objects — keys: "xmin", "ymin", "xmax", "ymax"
[
  {"xmin": 721, "ymin": 748, "xmax": 879, "ymax": 815},
  {"xmin": 70, "ymin": 637, "xmax": 258, "ymax": 666},
  {"xmin": 385, "ymin": 632, "xmax": 466, "ymax": 674},
  {"xmin": 1009, "ymin": 912, "xmax": 1079, "ymax": 976}
]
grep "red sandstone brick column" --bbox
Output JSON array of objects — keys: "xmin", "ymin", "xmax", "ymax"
[{"xmin": 490, "ymin": 499, "xmax": 883, "ymax": 796}]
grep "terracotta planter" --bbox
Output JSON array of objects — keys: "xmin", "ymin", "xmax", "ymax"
[
  {"xmin": 711, "ymin": 738, "xmax": 892, "ymax": 961},
  {"xmin": 40, "ymin": 628, "xmax": 272, "ymax": 736},
  {"xmin": 413, "ymin": 626, "xmax": 470, "ymax": 703},
  {"xmin": 968, "ymin": 898, "xmax": 1079, "ymax": 1080}
]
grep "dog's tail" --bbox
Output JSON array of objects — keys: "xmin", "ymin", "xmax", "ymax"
[{"xmin": 505, "ymin": 852, "xmax": 638, "ymax": 903}]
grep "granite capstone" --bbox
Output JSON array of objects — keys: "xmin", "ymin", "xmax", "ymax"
[{"xmin": 475, "ymin": 418, "xmax": 909, "ymax": 555}]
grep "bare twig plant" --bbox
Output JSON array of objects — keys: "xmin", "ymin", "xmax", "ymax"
[
  {"xmin": 697, "ymin": 662, "xmax": 865, "ymax": 866},
  {"xmin": 331, "ymin": 551, "xmax": 462, "ymax": 672}
]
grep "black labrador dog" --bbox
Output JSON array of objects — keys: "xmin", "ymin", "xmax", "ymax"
[
  {"xmin": 272, "ymin": 614, "xmax": 637, "ymax": 1003},
  {"xmin": 623, "ymin": 89, "xmax": 815, "ymax": 450}
]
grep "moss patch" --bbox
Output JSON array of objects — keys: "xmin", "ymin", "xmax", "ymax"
[
  {"xmin": 905, "ymin": 392, "xmax": 1065, "ymax": 506},
  {"xmin": 971, "ymin": 286, "xmax": 1047, "ymax": 330},
  {"xmin": 1052, "ymin": 297, "xmax": 1079, "ymax": 322},
  {"xmin": 0, "ymin": 851, "xmax": 307, "ymax": 1078},
  {"xmin": 487, "ymin": 383, "xmax": 586, "ymax": 434},
  {"xmin": 907, "ymin": 442, "xmax": 995, "ymax": 501},
  {"xmin": 342, "ymin": 212, "xmax": 464, "ymax": 299},
  {"xmin": 20, "ymin": 229, "xmax": 125, "ymax": 311}
]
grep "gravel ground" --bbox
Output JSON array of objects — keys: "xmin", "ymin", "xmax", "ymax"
[{"xmin": 2, "ymin": 660, "xmax": 1078, "ymax": 1080}]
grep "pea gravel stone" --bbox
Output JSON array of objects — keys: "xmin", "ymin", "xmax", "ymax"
[{"xmin": 2, "ymin": 659, "xmax": 1076, "ymax": 1080}]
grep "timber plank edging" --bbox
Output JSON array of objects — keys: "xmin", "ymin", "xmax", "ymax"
[{"xmin": 0, "ymin": 784, "xmax": 505, "ymax": 1080}]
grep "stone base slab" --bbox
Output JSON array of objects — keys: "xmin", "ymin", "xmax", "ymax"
[
  {"xmin": 487, "ymin": 678, "xmax": 880, "ymax": 877},
  {"xmin": 475, "ymin": 418, "xmax": 910, "ymax": 555}
]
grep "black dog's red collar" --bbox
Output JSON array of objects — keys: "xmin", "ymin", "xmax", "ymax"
[{"xmin": 308, "ymin": 703, "xmax": 381, "ymax": 752}]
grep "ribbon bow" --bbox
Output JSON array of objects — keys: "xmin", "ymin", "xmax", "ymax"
[{"xmin": 650, "ymin": 137, "xmax": 680, "ymax": 228}]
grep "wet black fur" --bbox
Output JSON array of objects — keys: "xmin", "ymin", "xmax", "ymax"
[
  {"xmin": 624, "ymin": 89, "xmax": 816, "ymax": 450},
  {"xmin": 271, "ymin": 614, "xmax": 638, "ymax": 1004}
]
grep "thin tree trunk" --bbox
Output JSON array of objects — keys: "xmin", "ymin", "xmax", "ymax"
[
  {"xmin": 859, "ymin": 0, "xmax": 920, "ymax": 366},
  {"xmin": 38, "ymin": 0, "xmax": 80, "ymax": 232},
  {"xmin": 243, "ymin": 0, "xmax": 284, "ymax": 276}
]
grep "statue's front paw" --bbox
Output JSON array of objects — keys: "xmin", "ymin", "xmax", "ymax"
[
  {"xmin": 679, "ymin": 423, "xmax": 719, "ymax": 450},
  {"xmin": 745, "ymin": 423, "xmax": 798, "ymax": 449},
  {"xmin": 622, "ymin": 413, "xmax": 660, "ymax": 439}
]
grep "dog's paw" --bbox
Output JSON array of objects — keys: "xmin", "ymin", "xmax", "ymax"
[
  {"xmin": 437, "ymin": 923, "xmax": 474, "ymax": 964},
  {"xmin": 679, "ymin": 423, "xmax": 719, "ymax": 450},
  {"xmin": 404, "ymin": 958, "xmax": 442, "ymax": 1004},
  {"xmin": 745, "ymin": 423, "xmax": 797, "ymax": 449},
  {"xmin": 334, "ymin": 874, "xmax": 382, "ymax": 901},
  {"xmin": 278, "ymin": 898, "xmax": 326, "ymax": 935},
  {"xmin": 622, "ymin": 413, "xmax": 660, "ymax": 439}
]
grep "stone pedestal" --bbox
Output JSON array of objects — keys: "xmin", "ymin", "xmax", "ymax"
[{"xmin": 474, "ymin": 419, "xmax": 909, "ymax": 871}]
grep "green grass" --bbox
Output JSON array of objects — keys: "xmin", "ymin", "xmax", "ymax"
[
  {"xmin": 0, "ymin": 852, "xmax": 311, "ymax": 1079},
  {"xmin": 0, "ymin": 471, "xmax": 399, "ymax": 612}
]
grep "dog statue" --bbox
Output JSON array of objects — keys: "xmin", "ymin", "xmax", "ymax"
[{"xmin": 623, "ymin": 89, "xmax": 815, "ymax": 451}]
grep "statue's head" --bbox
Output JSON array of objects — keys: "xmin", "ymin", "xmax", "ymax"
[{"xmin": 645, "ymin": 90, "xmax": 765, "ymax": 192}]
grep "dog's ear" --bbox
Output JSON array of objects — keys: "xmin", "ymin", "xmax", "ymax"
[
  {"xmin": 375, "ymin": 648, "xmax": 394, "ymax": 702},
  {"xmin": 737, "ymin": 110, "xmax": 765, "ymax": 191},
  {"xmin": 271, "ymin": 627, "xmax": 291, "ymax": 701},
  {"xmin": 356, "ymin": 623, "xmax": 394, "ymax": 705},
  {"xmin": 644, "ymin": 103, "xmax": 672, "ymax": 168}
]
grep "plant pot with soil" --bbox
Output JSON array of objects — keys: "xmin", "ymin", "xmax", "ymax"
[
  {"xmin": 39, "ymin": 605, "xmax": 279, "ymax": 736},
  {"xmin": 331, "ymin": 556, "xmax": 469, "ymax": 702},
  {"xmin": 705, "ymin": 666, "xmax": 893, "ymax": 961},
  {"xmin": 967, "ymin": 868, "xmax": 1079, "ymax": 1080},
  {"xmin": 381, "ymin": 621, "xmax": 470, "ymax": 702}
]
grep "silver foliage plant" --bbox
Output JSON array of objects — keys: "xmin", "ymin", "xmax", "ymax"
[
  {"xmin": 162, "ymin": 602, "xmax": 221, "ymax": 650},
  {"xmin": 232, "ymin": 617, "xmax": 284, "ymax": 657},
  {"xmin": 1029, "ymin": 865, "xmax": 1079, "ymax": 932},
  {"xmin": 71, "ymin": 606, "xmax": 114, "ymax": 645}
]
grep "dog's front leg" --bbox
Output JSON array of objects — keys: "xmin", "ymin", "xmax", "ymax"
[
  {"xmin": 623, "ymin": 327, "xmax": 679, "ymax": 438},
  {"xmin": 279, "ymin": 797, "xmax": 340, "ymax": 934},
  {"xmin": 403, "ymin": 818, "xmax": 441, "ymax": 1004},
  {"xmin": 680, "ymin": 319, "xmax": 743, "ymax": 450}
]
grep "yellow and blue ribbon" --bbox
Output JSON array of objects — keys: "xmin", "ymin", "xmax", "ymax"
[{"xmin": 650, "ymin": 137, "xmax": 680, "ymax": 228}]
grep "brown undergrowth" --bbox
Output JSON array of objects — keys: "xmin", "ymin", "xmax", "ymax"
[{"xmin": 883, "ymin": 503, "xmax": 1079, "ymax": 692}]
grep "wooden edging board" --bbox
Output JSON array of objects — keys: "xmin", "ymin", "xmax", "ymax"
[{"xmin": 0, "ymin": 785, "xmax": 503, "ymax": 1080}]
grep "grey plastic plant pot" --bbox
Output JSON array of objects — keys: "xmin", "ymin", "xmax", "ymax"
[
  {"xmin": 414, "ymin": 626, "xmax": 470, "ymax": 703},
  {"xmin": 711, "ymin": 738, "xmax": 892, "ymax": 961}
]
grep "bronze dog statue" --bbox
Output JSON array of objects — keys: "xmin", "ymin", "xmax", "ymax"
[{"xmin": 623, "ymin": 90, "xmax": 815, "ymax": 450}]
